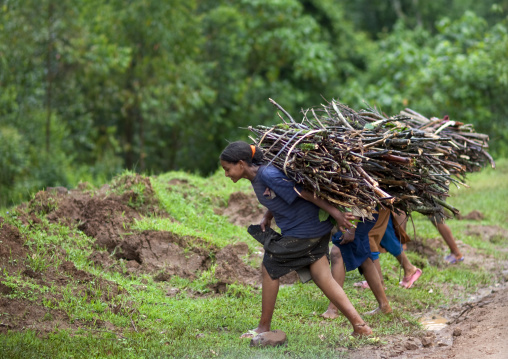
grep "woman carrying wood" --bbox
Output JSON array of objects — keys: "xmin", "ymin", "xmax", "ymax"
[
  {"xmin": 351, "ymin": 209, "xmax": 422, "ymax": 290},
  {"xmin": 220, "ymin": 141, "xmax": 372, "ymax": 337},
  {"xmin": 320, "ymin": 211, "xmax": 393, "ymax": 319}
]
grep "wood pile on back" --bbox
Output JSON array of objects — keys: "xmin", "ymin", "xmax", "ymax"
[{"xmin": 248, "ymin": 98, "xmax": 495, "ymax": 219}]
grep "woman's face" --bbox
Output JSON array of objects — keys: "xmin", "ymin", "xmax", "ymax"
[{"xmin": 221, "ymin": 160, "xmax": 244, "ymax": 183}]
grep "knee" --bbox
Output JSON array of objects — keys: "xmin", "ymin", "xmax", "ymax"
[
  {"xmin": 360, "ymin": 257, "xmax": 374, "ymax": 269},
  {"xmin": 330, "ymin": 246, "xmax": 342, "ymax": 263}
]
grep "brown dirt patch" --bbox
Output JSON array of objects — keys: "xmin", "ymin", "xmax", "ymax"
[
  {"xmin": 406, "ymin": 237, "xmax": 446, "ymax": 267},
  {"xmin": 348, "ymin": 284, "xmax": 508, "ymax": 359},
  {"xmin": 344, "ymin": 224, "xmax": 508, "ymax": 359},
  {"xmin": 0, "ymin": 257, "xmax": 124, "ymax": 337},
  {"xmin": 22, "ymin": 184, "xmax": 271, "ymax": 288},
  {"xmin": 214, "ymin": 243, "xmax": 261, "ymax": 290},
  {"xmin": 0, "ymin": 217, "xmax": 26, "ymax": 260},
  {"xmin": 0, "ymin": 297, "xmax": 77, "ymax": 335},
  {"xmin": 457, "ymin": 210, "xmax": 485, "ymax": 221},
  {"xmin": 113, "ymin": 230, "xmax": 214, "ymax": 280},
  {"xmin": 464, "ymin": 224, "xmax": 508, "ymax": 244},
  {"xmin": 216, "ymin": 191, "xmax": 266, "ymax": 227}
]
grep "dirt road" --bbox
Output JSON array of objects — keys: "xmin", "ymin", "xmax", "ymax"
[{"xmin": 350, "ymin": 283, "xmax": 508, "ymax": 359}]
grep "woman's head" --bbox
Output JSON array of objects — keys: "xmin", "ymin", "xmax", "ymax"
[
  {"xmin": 220, "ymin": 141, "xmax": 264, "ymax": 165},
  {"xmin": 220, "ymin": 141, "xmax": 264, "ymax": 182}
]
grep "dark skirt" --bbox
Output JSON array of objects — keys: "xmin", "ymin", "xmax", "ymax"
[
  {"xmin": 247, "ymin": 225, "xmax": 331, "ymax": 283},
  {"xmin": 331, "ymin": 212, "xmax": 379, "ymax": 272}
]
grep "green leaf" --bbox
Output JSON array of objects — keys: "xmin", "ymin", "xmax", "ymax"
[{"xmin": 318, "ymin": 209, "xmax": 330, "ymax": 222}]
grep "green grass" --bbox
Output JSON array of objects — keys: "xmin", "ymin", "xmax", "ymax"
[
  {"xmin": 407, "ymin": 159, "xmax": 508, "ymax": 260},
  {"xmin": 133, "ymin": 170, "xmax": 261, "ymax": 251},
  {"xmin": 0, "ymin": 161, "xmax": 507, "ymax": 358}
]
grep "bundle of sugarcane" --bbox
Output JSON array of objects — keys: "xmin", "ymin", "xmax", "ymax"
[{"xmin": 247, "ymin": 98, "xmax": 494, "ymax": 218}]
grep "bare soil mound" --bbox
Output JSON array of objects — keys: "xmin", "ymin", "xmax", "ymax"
[
  {"xmin": 218, "ymin": 191, "xmax": 266, "ymax": 227},
  {"xmin": 457, "ymin": 210, "xmax": 485, "ymax": 221},
  {"xmin": 0, "ymin": 217, "xmax": 26, "ymax": 260},
  {"xmin": 405, "ymin": 237, "xmax": 446, "ymax": 267},
  {"xmin": 214, "ymin": 243, "xmax": 261, "ymax": 292},
  {"xmin": 2, "ymin": 177, "xmax": 284, "ymax": 297},
  {"xmin": 465, "ymin": 224, "xmax": 508, "ymax": 244},
  {"xmin": 0, "ymin": 297, "xmax": 76, "ymax": 335}
]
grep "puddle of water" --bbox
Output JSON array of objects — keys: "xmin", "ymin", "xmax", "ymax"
[{"xmin": 419, "ymin": 315, "xmax": 449, "ymax": 331}]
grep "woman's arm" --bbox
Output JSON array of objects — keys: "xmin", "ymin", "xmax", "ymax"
[
  {"xmin": 337, "ymin": 227, "xmax": 356, "ymax": 244},
  {"xmin": 298, "ymin": 189, "xmax": 356, "ymax": 232},
  {"xmin": 260, "ymin": 210, "xmax": 273, "ymax": 232}
]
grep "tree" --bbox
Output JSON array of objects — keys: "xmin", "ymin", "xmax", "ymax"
[{"xmin": 340, "ymin": 12, "xmax": 508, "ymax": 156}]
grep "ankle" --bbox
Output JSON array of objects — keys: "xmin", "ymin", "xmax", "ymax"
[
  {"xmin": 352, "ymin": 323, "xmax": 373, "ymax": 336},
  {"xmin": 404, "ymin": 266, "xmax": 417, "ymax": 278},
  {"xmin": 256, "ymin": 324, "xmax": 271, "ymax": 333}
]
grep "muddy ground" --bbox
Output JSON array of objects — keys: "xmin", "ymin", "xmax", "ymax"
[
  {"xmin": 0, "ymin": 177, "xmax": 507, "ymax": 357},
  {"xmin": 348, "ymin": 217, "xmax": 508, "ymax": 359},
  {"xmin": 0, "ymin": 176, "xmax": 298, "ymax": 336},
  {"xmin": 348, "ymin": 283, "xmax": 508, "ymax": 359}
]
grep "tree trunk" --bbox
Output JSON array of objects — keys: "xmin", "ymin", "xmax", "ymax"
[
  {"xmin": 391, "ymin": 0, "xmax": 406, "ymax": 21},
  {"xmin": 46, "ymin": 2, "xmax": 54, "ymax": 154},
  {"xmin": 138, "ymin": 106, "xmax": 145, "ymax": 172},
  {"xmin": 412, "ymin": 0, "xmax": 422, "ymax": 27},
  {"xmin": 124, "ymin": 113, "xmax": 134, "ymax": 170}
]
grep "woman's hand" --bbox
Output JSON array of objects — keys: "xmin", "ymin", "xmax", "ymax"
[
  {"xmin": 338, "ymin": 229, "xmax": 355, "ymax": 245},
  {"xmin": 332, "ymin": 211, "xmax": 357, "ymax": 232},
  {"xmin": 297, "ymin": 189, "xmax": 358, "ymax": 232},
  {"xmin": 260, "ymin": 210, "xmax": 273, "ymax": 232}
]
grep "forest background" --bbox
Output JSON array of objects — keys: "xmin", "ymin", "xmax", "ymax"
[{"xmin": 1, "ymin": 0, "xmax": 507, "ymax": 207}]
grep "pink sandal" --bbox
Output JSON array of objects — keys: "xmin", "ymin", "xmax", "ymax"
[
  {"xmin": 399, "ymin": 268, "xmax": 422, "ymax": 289},
  {"xmin": 353, "ymin": 280, "xmax": 370, "ymax": 289},
  {"xmin": 353, "ymin": 280, "xmax": 387, "ymax": 290}
]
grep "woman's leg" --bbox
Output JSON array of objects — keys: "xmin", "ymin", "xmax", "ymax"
[
  {"xmin": 380, "ymin": 215, "xmax": 421, "ymax": 284},
  {"xmin": 361, "ymin": 258, "xmax": 392, "ymax": 314},
  {"xmin": 372, "ymin": 257, "xmax": 384, "ymax": 286},
  {"xmin": 434, "ymin": 221, "xmax": 463, "ymax": 259},
  {"xmin": 242, "ymin": 263, "xmax": 279, "ymax": 336},
  {"xmin": 321, "ymin": 246, "xmax": 345, "ymax": 319},
  {"xmin": 396, "ymin": 251, "xmax": 418, "ymax": 279},
  {"xmin": 310, "ymin": 256, "xmax": 372, "ymax": 336}
]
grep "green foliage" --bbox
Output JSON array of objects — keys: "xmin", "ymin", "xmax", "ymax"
[
  {"xmin": 1, "ymin": 0, "xmax": 507, "ymax": 206},
  {"xmin": 341, "ymin": 12, "xmax": 508, "ymax": 157},
  {"xmin": 0, "ymin": 127, "xmax": 29, "ymax": 204}
]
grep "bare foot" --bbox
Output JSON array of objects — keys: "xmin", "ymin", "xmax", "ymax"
[
  {"xmin": 239, "ymin": 327, "xmax": 267, "ymax": 338},
  {"xmin": 321, "ymin": 308, "xmax": 340, "ymax": 319},
  {"xmin": 403, "ymin": 266, "xmax": 418, "ymax": 280},
  {"xmin": 352, "ymin": 323, "xmax": 373, "ymax": 337},
  {"xmin": 364, "ymin": 305, "xmax": 392, "ymax": 316},
  {"xmin": 399, "ymin": 268, "xmax": 423, "ymax": 289}
]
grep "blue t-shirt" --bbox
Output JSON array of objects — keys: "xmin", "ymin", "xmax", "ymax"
[{"xmin": 251, "ymin": 165, "xmax": 333, "ymax": 238}]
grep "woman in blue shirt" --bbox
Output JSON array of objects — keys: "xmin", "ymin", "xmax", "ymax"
[{"xmin": 220, "ymin": 141, "xmax": 372, "ymax": 338}]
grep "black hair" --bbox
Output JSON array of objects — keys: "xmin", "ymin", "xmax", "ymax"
[{"xmin": 220, "ymin": 141, "xmax": 265, "ymax": 166}]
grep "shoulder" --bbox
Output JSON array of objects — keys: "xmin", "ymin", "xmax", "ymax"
[{"xmin": 260, "ymin": 165, "xmax": 285, "ymax": 181}]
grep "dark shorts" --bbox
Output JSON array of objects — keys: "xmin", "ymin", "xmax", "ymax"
[
  {"xmin": 380, "ymin": 215, "xmax": 403, "ymax": 257},
  {"xmin": 332, "ymin": 213, "xmax": 379, "ymax": 272},
  {"xmin": 248, "ymin": 225, "xmax": 331, "ymax": 283}
]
